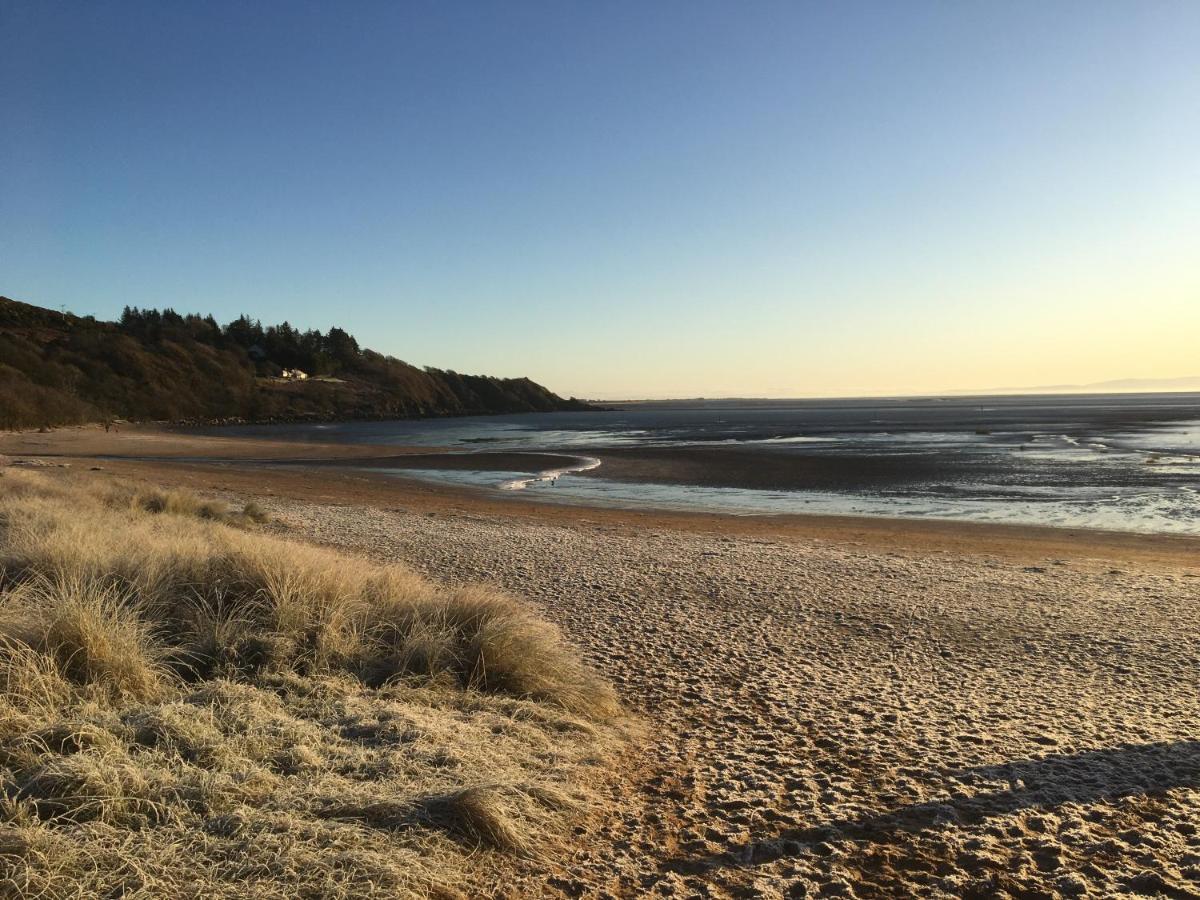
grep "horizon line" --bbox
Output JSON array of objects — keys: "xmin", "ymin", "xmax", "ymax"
[{"xmin": 582, "ymin": 384, "xmax": 1200, "ymax": 404}]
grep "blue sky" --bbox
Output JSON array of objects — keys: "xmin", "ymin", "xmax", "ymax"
[{"xmin": 2, "ymin": 1, "xmax": 1198, "ymax": 398}]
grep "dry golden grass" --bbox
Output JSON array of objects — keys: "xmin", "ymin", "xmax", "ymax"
[
  {"xmin": 131, "ymin": 485, "xmax": 271, "ymax": 526},
  {"xmin": 0, "ymin": 469, "xmax": 623, "ymax": 898}
]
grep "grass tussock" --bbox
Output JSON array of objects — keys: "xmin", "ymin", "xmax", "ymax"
[
  {"xmin": 0, "ymin": 469, "xmax": 623, "ymax": 898},
  {"xmin": 5, "ymin": 576, "xmax": 170, "ymax": 702},
  {"xmin": 132, "ymin": 485, "xmax": 272, "ymax": 526}
]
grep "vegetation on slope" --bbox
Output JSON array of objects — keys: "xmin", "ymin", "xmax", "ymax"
[
  {"xmin": 0, "ymin": 296, "xmax": 590, "ymax": 429},
  {"xmin": 0, "ymin": 468, "xmax": 620, "ymax": 898}
]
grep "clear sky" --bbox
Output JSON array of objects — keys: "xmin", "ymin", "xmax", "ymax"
[{"xmin": 2, "ymin": 1, "xmax": 1198, "ymax": 399}]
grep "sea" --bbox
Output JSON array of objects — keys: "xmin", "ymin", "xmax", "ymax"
[{"xmin": 218, "ymin": 393, "xmax": 1200, "ymax": 535}]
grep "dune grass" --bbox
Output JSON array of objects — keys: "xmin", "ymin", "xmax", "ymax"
[
  {"xmin": 128, "ymin": 484, "xmax": 271, "ymax": 526},
  {"xmin": 0, "ymin": 468, "xmax": 622, "ymax": 898}
]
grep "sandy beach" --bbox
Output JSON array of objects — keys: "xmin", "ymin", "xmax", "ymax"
[
  {"xmin": 279, "ymin": 497, "xmax": 1200, "ymax": 898},
  {"xmin": 4, "ymin": 426, "xmax": 1200, "ymax": 897}
]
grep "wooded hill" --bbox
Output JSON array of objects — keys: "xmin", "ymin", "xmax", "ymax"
[{"xmin": 0, "ymin": 296, "xmax": 589, "ymax": 429}]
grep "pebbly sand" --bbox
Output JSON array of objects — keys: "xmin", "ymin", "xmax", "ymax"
[{"xmin": 6, "ymin": 426, "xmax": 1200, "ymax": 896}]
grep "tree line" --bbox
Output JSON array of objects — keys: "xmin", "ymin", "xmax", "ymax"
[
  {"xmin": 0, "ymin": 296, "xmax": 588, "ymax": 429},
  {"xmin": 118, "ymin": 307, "xmax": 363, "ymax": 378}
]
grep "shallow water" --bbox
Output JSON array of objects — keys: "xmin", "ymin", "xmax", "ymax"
[{"xmin": 216, "ymin": 394, "xmax": 1200, "ymax": 533}]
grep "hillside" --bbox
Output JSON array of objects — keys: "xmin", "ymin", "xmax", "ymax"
[{"xmin": 0, "ymin": 296, "xmax": 589, "ymax": 428}]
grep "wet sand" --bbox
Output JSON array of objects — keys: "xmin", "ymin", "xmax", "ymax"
[
  {"xmin": 579, "ymin": 445, "xmax": 963, "ymax": 491},
  {"xmin": 295, "ymin": 446, "xmax": 965, "ymax": 493},
  {"xmin": 0, "ymin": 423, "xmax": 413, "ymax": 461},
  {"xmin": 297, "ymin": 451, "xmax": 590, "ymax": 474},
  {"xmin": 5, "ymin": 424, "xmax": 1198, "ymax": 568}
]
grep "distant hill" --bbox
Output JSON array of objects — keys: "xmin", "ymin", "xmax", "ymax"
[
  {"xmin": 944, "ymin": 376, "xmax": 1200, "ymax": 396},
  {"xmin": 1059, "ymin": 376, "xmax": 1200, "ymax": 392},
  {"xmin": 0, "ymin": 296, "xmax": 590, "ymax": 428}
]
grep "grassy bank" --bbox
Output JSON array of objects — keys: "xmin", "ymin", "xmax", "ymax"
[{"xmin": 0, "ymin": 468, "xmax": 622, "ymax": 898}]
